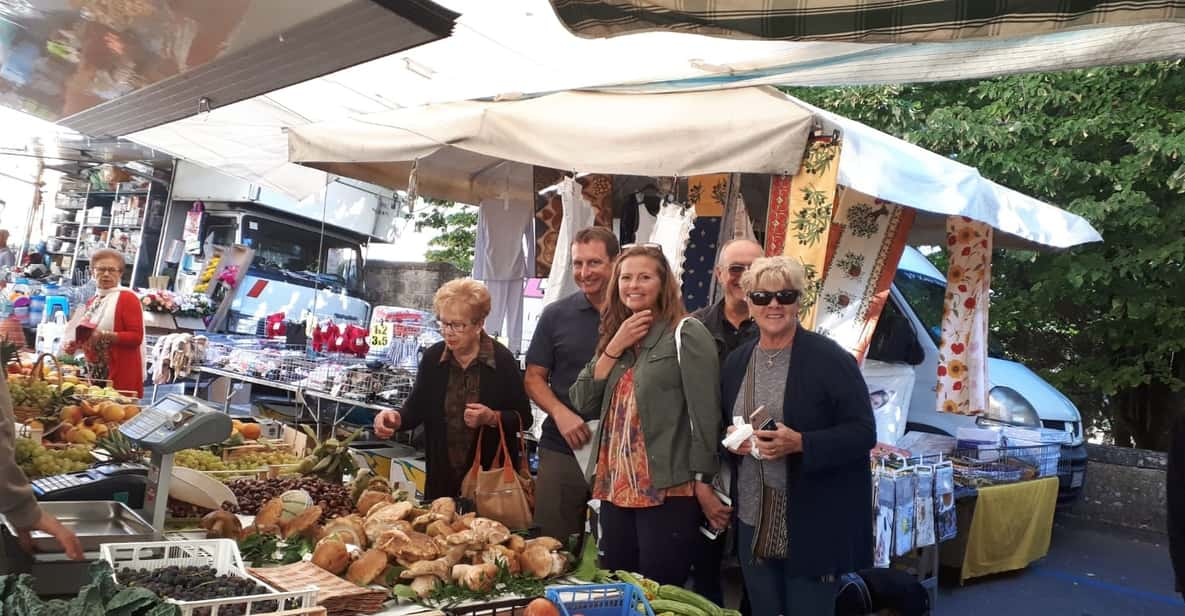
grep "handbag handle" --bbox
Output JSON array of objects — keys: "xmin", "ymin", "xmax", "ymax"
[{"xmin": 464, "ymin": 413, "xmax": 519, "ymax": 484}]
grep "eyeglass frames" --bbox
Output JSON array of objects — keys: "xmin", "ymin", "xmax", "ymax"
[
  {"xmin": 748, "ymin": 289, "xmax": 800, "ymax": 306},
  {"xmin": 436, "ymin": 318, "xmax": 476, "ymax": 333}
]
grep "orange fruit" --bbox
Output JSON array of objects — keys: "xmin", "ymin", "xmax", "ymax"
[
  {"xmin": 122, "ymin": 405, "xmax": 140, "ymax": 419},
  {"xmin": 240, "ymin": 423, "xmax": 262, "ymax": 440},
  {"xmin": 101, "ymin": 405, "xmax": 126, "ymax": 422}
]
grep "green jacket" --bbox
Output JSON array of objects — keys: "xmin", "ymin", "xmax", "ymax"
[{"xmin": 569, "ymin": 318, "xmax": 722, "ymax": 489}]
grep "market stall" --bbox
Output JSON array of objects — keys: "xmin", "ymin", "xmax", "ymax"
[{"xmin": 281, "ymin": 83, "xmax": 1101, "ymax": 611}]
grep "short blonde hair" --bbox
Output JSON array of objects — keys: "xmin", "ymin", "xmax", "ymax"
[
  {"xmin": 433, "ymin": 278, "xmax": 491, "ymax": 322},
  {"xmin": 90, "ymin": 248, "xmax": 125, "ymax": 270},
  {"xmin": 740, "ymin": 256, "xmax": 806, "ymax": 296}
]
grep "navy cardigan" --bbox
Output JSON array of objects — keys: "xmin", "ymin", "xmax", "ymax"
[{"xmin": 721, "ymin": 326, "xmax": 876, "ymax": 577}]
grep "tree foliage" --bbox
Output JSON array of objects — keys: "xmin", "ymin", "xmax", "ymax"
[
  {"xmin": 407, "ymin": 199, "xmax": 478, "ymax": 273},
  {"xmin": 788, "ymin": 61, "xmax": 1185, "ymax": 449}
]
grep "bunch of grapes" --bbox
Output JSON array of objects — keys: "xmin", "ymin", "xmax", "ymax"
[
  {"xmin": 118, "ymin": 566, "xmax": 282, "ymax": 616},
  {"xmin": 16, "ymin": 438, "xmax": 93, "ymax": 478},
  {"xmin": 9, "ymin": 380, "xmax": 54, "ymax": 410},
  {"xmin": 173, "ymin": 449, "xmax": 228, "ymax": 472},
  {"xmin": 228, "ymin": 451, "xmax": 300, "ymax": 470}
]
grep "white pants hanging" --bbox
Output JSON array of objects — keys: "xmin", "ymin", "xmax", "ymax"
[
  {"xmin": 484, "ymin": 278, "xmax": 524, "ymax": 354},
  {"xmin": 543, "ymin": 177, "xmax": 597, "ymax": 306}
]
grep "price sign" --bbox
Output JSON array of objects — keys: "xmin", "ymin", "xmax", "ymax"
[{"xmin": 370, "ymin": 322, "xmax": 391, "ymax": 348}]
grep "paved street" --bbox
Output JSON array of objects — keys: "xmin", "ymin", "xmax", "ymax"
[{"xmin": 938, "ymin": 517, "xmax": 1183, "ymax": 615}]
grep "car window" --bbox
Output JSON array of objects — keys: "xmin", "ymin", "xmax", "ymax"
[{"xmin": 894, "ymin": 269, "xmax": 945, "ymax": 346}]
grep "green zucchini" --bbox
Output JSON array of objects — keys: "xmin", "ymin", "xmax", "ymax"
[
  {"xmin": 649, "ymin": 599, "xmax": 710, "ymax": 616},
  {"xmin": 657, "ymin": 585, "xmax": 722, "ymax": 616}
]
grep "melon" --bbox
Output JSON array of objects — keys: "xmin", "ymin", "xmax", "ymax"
[{"xmin": 279, "ymin": 489, "xmax": 313, "ymax": 522}]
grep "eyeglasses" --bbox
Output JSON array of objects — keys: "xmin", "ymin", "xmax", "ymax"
[
  {"xmin": 93, "ymin": 267, "xmax": 122, "ymax": 275},
  {"xmin": 436, "ymin": 319, "xmax": 475, "ymax": 333},
  {"xmin": 726, "ymin": 264, "xmax": 751, "ymax": 276},
  {"xmin": 748, "ymin": 289, "xmax": 800, "ymax": 306}
]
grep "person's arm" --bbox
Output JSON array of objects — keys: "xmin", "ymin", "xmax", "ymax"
[
  {"xmin": 678, "ymin": 319, "xmax": 722, "ymax": 477},
  {"xmin": 0, "ymin": 380, "xmax": 42, "ymax": 529},
  {"xmin": 523, "ymin": 309, "xmax": 572, "ymax": 420},
  {"xmin": 396, "ymin": 353, "xmax": 435, "ymax": 432},
  {"xmin": 569, "ymin": 356, "xmax": 608, "ymax": 419},
  {"xmin": 800, "ymin": 344, "xmax": 876, "ymax": 474},
  {"xmin": 497, "ymin": 352, "xmax": 533, "ymax": 436},
  {"xmin": 111, "ymin": 291, "xmax": 144, "ymax": 347}
]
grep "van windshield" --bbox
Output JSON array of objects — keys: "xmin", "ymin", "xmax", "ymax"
[
  {"xmin": 240, "ymin": 216, "xmax": 362, "ymax": 293},
  {"xmin": 894, "ymin": 268, "xmax": 1005, "ymax": 358},
  {"xmin": 894, "ymin": 269, "xmax": 946, "ymax": 346}
]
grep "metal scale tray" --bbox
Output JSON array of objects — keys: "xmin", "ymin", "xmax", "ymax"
[{"xmin": 2, "ymin": 501, "xmax": 156, "ymax": 552}]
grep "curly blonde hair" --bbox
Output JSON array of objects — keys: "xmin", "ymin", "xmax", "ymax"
[
  {"xmin": 433, "ymin": 278, "xmax": 492, "ymax": 323},
  {"xmin": 740, "ymin": 256, "xmax": 806, "ymax": 297}
]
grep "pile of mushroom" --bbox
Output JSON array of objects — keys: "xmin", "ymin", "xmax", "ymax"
[{"xmin": 310, "ymin": 496, "xmax": 568, "ymax": 597}]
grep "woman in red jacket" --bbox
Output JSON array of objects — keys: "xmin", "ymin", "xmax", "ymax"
[{"xmin": 66, "ymin": 248, "xmax": 144, "ymax": 398}]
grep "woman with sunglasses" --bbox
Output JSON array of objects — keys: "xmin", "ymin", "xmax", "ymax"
[
  {"xmin": 720, "ymin": 256, "xmax": 875, "ymax": 616},
  {"xmin": 373, "ymin": 278, "xmax": 531, "ymax": 501},
  {"xmin": 569, "ymin": 245, "xmax": 722, "ymax": 585}
]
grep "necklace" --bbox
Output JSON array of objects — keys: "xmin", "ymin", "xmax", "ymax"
[{"xmin": 758, "ymin": 344, "xmax": 790, "ymax": 367}]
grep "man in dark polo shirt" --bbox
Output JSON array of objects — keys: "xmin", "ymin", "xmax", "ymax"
[
  {"xmin": 525, "ymin": 226, "xmax": 619, "ymax": 542},
  {"xmin": 689, "ymin": 238, "xmax": 763, "ymax": 609}
]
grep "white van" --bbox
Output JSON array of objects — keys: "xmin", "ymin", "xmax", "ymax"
[{"xmin": 866, "ymin": 246, "xmax": 1087, "ymax": 503}]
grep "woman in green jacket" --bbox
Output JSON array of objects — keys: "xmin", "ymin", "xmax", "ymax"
[{"xmin": 570, "ymin": 244, "xmax": 726, "ymax": 585}]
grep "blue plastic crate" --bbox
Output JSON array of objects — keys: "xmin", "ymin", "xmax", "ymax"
[{"xmin": 545, "ymin": 583, "xmax": 655, "ymax": 616}]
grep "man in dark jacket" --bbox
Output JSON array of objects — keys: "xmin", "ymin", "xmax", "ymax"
[
  {"xmin": 1169, "ymin": 411, "xmax": 1185, "ymax": 599},
  {"xmin": 688, "ymin": 238, "xmax": 763, "ymax": 608}
]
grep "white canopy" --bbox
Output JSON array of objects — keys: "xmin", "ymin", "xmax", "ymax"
[
  {"xmin": 287, "ymin": 85, "xmax": 1101, "ymax": 249},
  {"xmin": 288, "ymin": 87, "xmax": 813, "ymax": 204},
  {"xmin": 125, "ymin": 0, "xmax": 1183, "ymax": 203}
]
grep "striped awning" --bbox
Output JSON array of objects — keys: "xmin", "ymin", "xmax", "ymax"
[{"xmin": 549, "ymin": 0, "xmax": 1185, "ymax": 43}]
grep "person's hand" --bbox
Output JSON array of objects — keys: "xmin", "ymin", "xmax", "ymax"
[
  {"xmin": 18, "ymin": 511, "xmax": 84, "ymax": 561},
  {"xmin": 754, "ymin": 422, "xmax": 803, "ymax": 461},
  {"xmin": 464, "ymin": 403, "xmax": 499, "ymax": 428},
  {"xmin": 695, "ymin": 481, "xmax": 732, "ymax": 530},
  {"xmin": 605, "ymin": 310, "xmax": 653, "ymax": 358},
  {"xmin": 62, "ymin": 340, "xmax": 78, "ymax": 354},
  {"xmin": 725, "ymin": 424, "xmax": 752, "ymax": 456},
  {"xmin": 373, "ymin": 410, "xmax": 401, "ymax": 438},
  {"xmin": 555, "ymin": 407, "xmax": 591, "ymax": 450}
]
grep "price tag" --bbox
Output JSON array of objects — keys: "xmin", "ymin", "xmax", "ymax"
[{"xmin": 370, "ymin": 322, "xmax": 391, "ymax": 348}]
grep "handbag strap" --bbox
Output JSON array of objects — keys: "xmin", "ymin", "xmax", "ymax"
[{"xmin": 465, "ymin": 417, "xmax": 519, "ymax": 483}]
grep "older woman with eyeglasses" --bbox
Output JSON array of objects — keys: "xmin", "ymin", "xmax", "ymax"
[
  {"xmin": 720, "ymin": 256, "xmax": 875, "ymax": 616},
  {"xmin": 373, "ymin": 278, "xmax": 531, "ymax": 500},
  {"xmin": 64, "ymin": 248, "xmax": 145, "ymax": 397}
]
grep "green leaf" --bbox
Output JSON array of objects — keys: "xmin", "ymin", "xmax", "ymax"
[{"xmin": 392, "ymin": 584, "xmax": 418, "ymax": 601}]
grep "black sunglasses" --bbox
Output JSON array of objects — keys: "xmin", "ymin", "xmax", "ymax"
[{"xmin": 748, "ymin": 289, "xmax": 800, "ymax": 306}]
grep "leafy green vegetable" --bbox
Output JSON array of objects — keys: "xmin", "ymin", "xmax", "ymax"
[
  {"xmin": 0, "ymin": 561, "xmax": 173, "ymax": 616},
  {"xmin": 416, "ymin": 563, "xmax": 547, "ymax": 609},
  {"xmin": 238, "ymin": 532, "xmax": 313, "ymax": 566}
]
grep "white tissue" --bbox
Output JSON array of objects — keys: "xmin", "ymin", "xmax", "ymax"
[{"xmin": 722, "ymin": 416, "xmax": 759, "ymax": 458}]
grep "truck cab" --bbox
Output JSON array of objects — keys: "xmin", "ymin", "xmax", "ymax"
[
  {"xmin": 192, "ymin": 205, "xmax": 371, "ymax": 335},
  {"xmin": 867, "ymin": 246, "xmax": 1087, "ymax": 503}
]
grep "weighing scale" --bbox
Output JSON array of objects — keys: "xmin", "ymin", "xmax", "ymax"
[
  {"xmin": 1, "ymin": 395, "xmax": 229, "ymax": 595},
  {"xmin": 117, "ymin": 393, "xmax": 231, "ymax": 531}
]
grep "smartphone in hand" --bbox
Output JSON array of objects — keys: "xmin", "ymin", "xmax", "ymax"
[{"xmin": 750, "ymin": 405, "xmax": 776, "ymax": 432}]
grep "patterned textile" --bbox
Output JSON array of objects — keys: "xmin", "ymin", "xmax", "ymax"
[
  {"xmin": 813, "ymin": 187, "xmax": 915, "ymax": 363},
  {"xmin": 937, "ymin": 217, "xmax": 993, "ymax": 416},
  {"xmin": 776, "ymin": 136, "xmax": 843, "ymax": 329},
  {"xmin": 764, "ymin": 174, "xmax": 793, "ymax": 257},
  {"xmin": 578, "ymin": 174, "xmax": 615, "ymax": 228},
  {"xmin": 533, "ymin": 166, "xmax": 566, "ymax": 278},
  {"xmin": 688, "ymin": 173, "xmax": 729, "ymax": 217},
  {"xmin": 439, "ymin": 333, "xmax": 497, "ymax": 480},
  {"xmin": 550, "ymin": 0, "xmax": 1185, "ymax": 43},
  {"xmin": 650, "ymin": 201, "xmax": 697, "ymax": 285},
  {"xmin": 592, "ymin": 368, "xmax": 694, "ymax": 508},
  {"xmin": 543, "ymin": 178, "xmax": 598, "ymax": 306},
  {"xmin": 681, "ymin": 217, "xmax": 722, "ymax": 312}
]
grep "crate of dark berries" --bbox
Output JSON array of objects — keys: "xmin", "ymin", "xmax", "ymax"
[{"xmin": 100, "ymin": 539, "xmax": 320, "ymax": 616}]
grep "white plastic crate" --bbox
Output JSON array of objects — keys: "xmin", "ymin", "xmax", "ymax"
[{"xmin": 100, "ymin": 539, "xmax": 319, "ymax": 616}]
